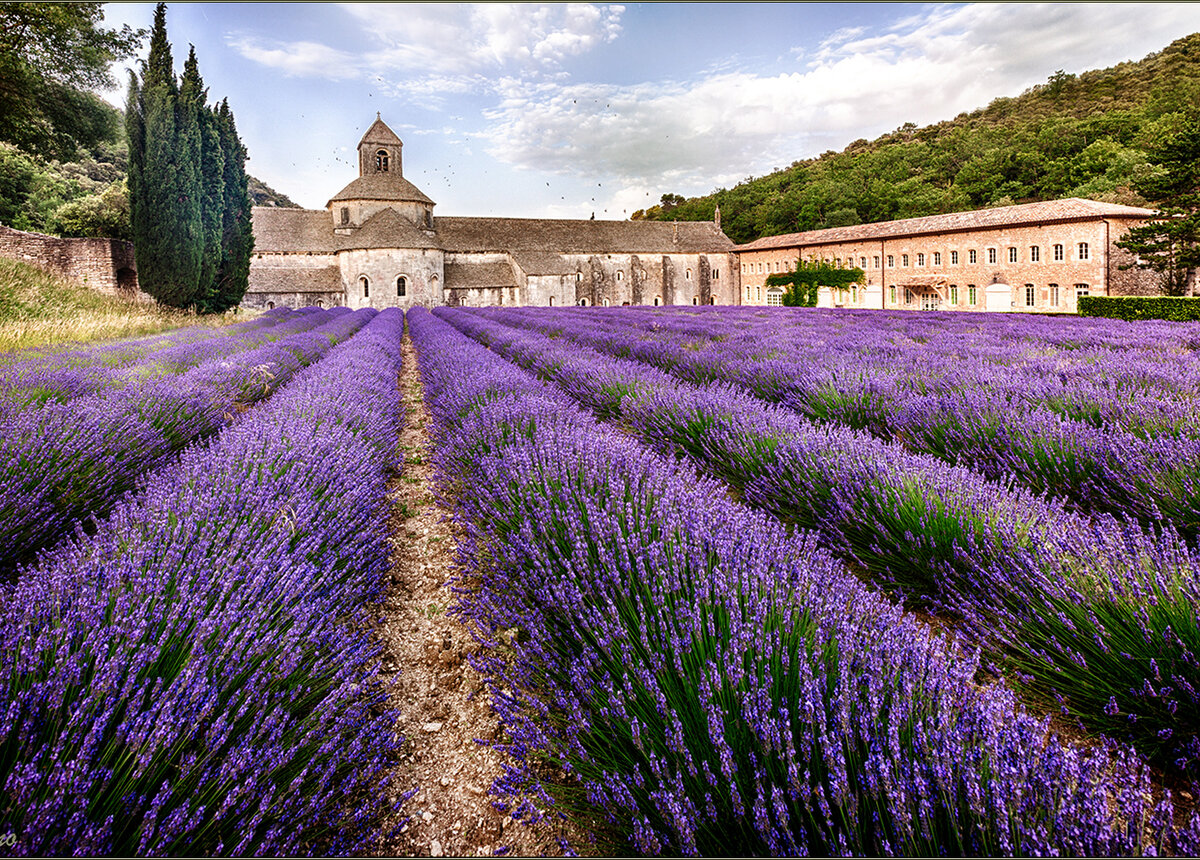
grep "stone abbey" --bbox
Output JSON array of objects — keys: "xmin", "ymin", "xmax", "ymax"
[
  {"xmin": 0, "ymin": 113, "xmax": 1169, "ymax": 313},
  {"xmin": 244, "ymin": 115, "xmax": 739, "ymax": 310}
]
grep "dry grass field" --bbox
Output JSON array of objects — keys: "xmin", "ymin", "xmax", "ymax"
[{"xmin": 0, "ymin": 258, "xmax": 244, "ymax": 355}]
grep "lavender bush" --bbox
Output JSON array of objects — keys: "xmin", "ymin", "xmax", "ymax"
[
  {"xmin": 0, "ymin": 308, "xmax": 407, "ymax": 855},
  {"xmin": 410, "ymin": 307, "xmax": 1199, "ymax": 857},
  {"xmin": 436, "ymin": 307, "xmax": 1200, "ymax": 776},
  {"xmin": 0, "ymin": 308, "xmax": 373, "ymax": 572},
  {"xmin": 0, "ymin": 306, "xmax": 303, "ymax": 406},
  {"xmin": 476, "ymin": 306, "xmax": 1200, "ymax": 540}
]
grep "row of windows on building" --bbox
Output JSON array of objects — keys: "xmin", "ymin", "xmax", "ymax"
[
  {"xmin": 890, "ymin": 282, "xmax": 1090, "ymax": 307},
  {"xmin": 743, "ymin": 243, "xmax": 1092, "ymax": 276}
]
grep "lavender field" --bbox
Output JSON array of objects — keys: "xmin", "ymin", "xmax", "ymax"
[{"xmin": 3, "ymin": 304, "xmax": 1200, "ymax": 856}]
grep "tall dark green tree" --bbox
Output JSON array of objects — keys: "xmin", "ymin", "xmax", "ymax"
[
  {"xmin": 1116, "ymin": 115, "xmax": 1200, "ymax": 295},
  {"xmin": 182, "ymin": 46, "xmax": 224, "ymax": 312},
  {"xmin": 126, "ymin": 3, "xmax": 202, "ymax": 308},
  {"xmin": 212, "ymin": 98, "xmax": 254, "ymax": 312}
]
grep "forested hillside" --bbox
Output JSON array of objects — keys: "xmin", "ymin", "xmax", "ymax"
[
  {"xmin": 0, "ymin": 102, "xmax": 296, "ymax": 243},
  {"xmin": 0, "ymin": 2, "xmax": 295, "ymax": 244},
  {"xmin": 636, "ymin": 33, "xmax": 1200, "ymax": 244}
]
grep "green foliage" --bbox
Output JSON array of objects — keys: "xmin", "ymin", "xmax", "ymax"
[
  {"xmin": 50, "ymin": 178, "xmax": 131, "ymax": 240},
  {"xmin": 643, "ymin": 34, "xmax": 1200, "ymax": 244},
  {"xmin": 0, "ymin": 3, "xmax": 142, "ymax": 160},
  {"xmin": 1115, "ymin": 115, "xmax": 1200, "ymax": 295},
  {"xmin": 211, "ymin": 99, "xmax": 254, "ymax": 314},
  {"xmin": 765, "ymin": 260, "xmax": 865, "ymax": 307},
  {"xmin": 1078, "ymin": 295, "xmax": 1200, "ymax": 320},
  {"xmin": 127, "ymin": 5, "xmax": 250, "ymax": 313}
]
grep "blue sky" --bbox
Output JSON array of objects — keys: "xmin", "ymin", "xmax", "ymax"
[{"xmin": 100, "ymin": 3, "xmax": 1200, "ymax": 218}]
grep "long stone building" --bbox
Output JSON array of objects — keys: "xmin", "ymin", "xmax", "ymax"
[
  {"xmin": 245, "ymin": 115, "xmax": 739, "ymax": 310},
  {"xmin": 735, "ymin": 198, "xmax": 1164, "ymax": 312}
]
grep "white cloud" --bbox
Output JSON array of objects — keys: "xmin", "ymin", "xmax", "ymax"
[
  {"xmin": 231, "ymin": 3, "xmax": 623, "ymax": 84},
  {"xmin": 226, "ymin": 37, "xmax": 359, "ymax": 79},
  {"xmin": 480, "ymin": 3, "xmax": 1200, "ymax": 199}
]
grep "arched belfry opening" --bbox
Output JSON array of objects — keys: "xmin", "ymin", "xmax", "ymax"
[{"xmin": 357, "ymin": 111, "xmax": 404, "ymax": 177}]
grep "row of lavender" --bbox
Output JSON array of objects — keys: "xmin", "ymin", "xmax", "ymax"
[
  {"xmin": 436, "ymin": 307, "xmax": 1200, "ymax": 778},
  {"xmin": 480, "ymin": 306, "xmax": 1200, "ymax": 539},
  {"xmin": 0, "ymin": 307, "xmax": 373, "ymax": 572},
  {"xmin": 0, "ymin": 307, "xmax": 333, "ymax": 410},
  {"xmin": 410, "ymin": 307, "xmax": 1199, "ymax": 856},
  {"xmin": 0, "ymin": 308, "xmax": 407, "ymax": 855}
]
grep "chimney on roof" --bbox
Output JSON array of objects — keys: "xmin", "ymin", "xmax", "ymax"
[{"xmin": 714, "ymin": 204, "xmax": 721, "ymax": 231}]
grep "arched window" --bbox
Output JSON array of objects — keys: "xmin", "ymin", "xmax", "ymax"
[
  {"xmin": 360, "ymin": 276, "xmax": 369, "ymax": 298},
  {"xmin": 692, "ymin": 297, "xmax": 698, "ymax": 305},
  {"xmin": 686, "ymin": 269, "xmax": 692, "ymax": 280},
  {"xmin": 315, "ymin": 300, "xmax": 324, "ymax": 308},
  {"xmin": 766, "ymin": 287, "xmax": 784, "ymax": 307},
  {"xmin": 267, "ymin": 301, "xmax": 275, "ymax": 310},
  {"xmin": 602, "ymin": 297, "xmax": 610, "ymax": 307},
  {"xmin": 375, "ymin": 149, "xmax": 389, "ymax": 172},
  {"xmin": 616, "ymin": 271, "xmax": 623, "ymax": 281},
  {"xmin": 653, "ymin": 296, "xmax": 661, "ymax": 306},
  {"xmin": 396, "ymin": 276, "xmax": 407, "ymax": 297},
  {"xmin": 578, "ymin": 297, "xmax": 589, "ymax": 306},
  {"xmin": 549, "ymin": 296, "xmax": 555, "ymax": 306}
]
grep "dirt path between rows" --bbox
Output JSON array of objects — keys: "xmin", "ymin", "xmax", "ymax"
[{"xmin": 371, "ymin": 330, "xmax": 583, "ymax": 858}]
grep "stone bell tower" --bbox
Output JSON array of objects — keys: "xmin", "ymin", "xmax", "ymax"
[
  {"xmin": 329, "ymin": 113, "xmax": 435, "ymax": 231},
  {"xmin": 358, "ymin": 112, "xmax": 403, "ymax": 177}
]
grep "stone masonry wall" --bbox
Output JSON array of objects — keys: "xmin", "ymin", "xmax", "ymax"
[{"xmin": 0, "ymin": 224, "xmax": 143, "ymax": 301}]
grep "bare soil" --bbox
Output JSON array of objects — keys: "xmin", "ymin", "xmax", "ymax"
[{"xmin": 371, "ymin": 332, "xmax": 583, "ymax": 858}]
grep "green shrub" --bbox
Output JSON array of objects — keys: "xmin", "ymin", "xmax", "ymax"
[{"xmin": 1078, "ymin": 295, "xmax": 1200, "ymax": 321}]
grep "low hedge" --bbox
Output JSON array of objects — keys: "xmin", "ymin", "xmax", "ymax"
[{"xmin": 1078, "ymin": 295, "xmax": 1200, "ymax": 321}]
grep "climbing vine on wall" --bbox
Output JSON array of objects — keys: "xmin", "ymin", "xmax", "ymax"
[{"xmin": 765, "ymin": 260, "xmax": 865, "ymax": 306}]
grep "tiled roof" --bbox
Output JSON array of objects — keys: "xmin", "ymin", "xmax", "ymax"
[
  {"xmin": 444, "ymin": 260, "xmax": 517, "ymax": 288},
  {"xmin": 435, "ymin": 216, "xmax": 733, "ymax": 255},
  {"xmin": 734, "ymin": 198, "xmax": 1159, "ymax": 251},
  {"xmin": 510, "ymin": 250, "xmax": 575, "ymax": 276},
  {"xmin": 327, "ymin": 172, "xmax": 435, "ymax": 206},
  {"xmin": 339, "ymin": 207, "xmax": 441, "ymax": 251},
  {"xmin": 248, "ymin": 265, "xmax": 343, "ymax": 294},
  {"xmin": 359, "ymin": 116, "xmax": 403, "ymax": 147},
  {"xmin": 252, "ymin": 208, "xmax": 735, "ymax": 257},
  {"xmin": 252, "ymin": 208, "xmax": 335, "ymax": 254}
]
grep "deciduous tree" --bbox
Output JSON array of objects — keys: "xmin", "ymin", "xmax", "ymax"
[{"xmin": 1117, "ymin": 115, "xmax": 1200, "ymax": 295}]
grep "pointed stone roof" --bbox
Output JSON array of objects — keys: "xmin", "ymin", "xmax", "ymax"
[
  {"xmin": 338, "ymin": 207, "xmax": 440, "ymax": 250},
  {"xmin": 359, "ymin": 112, "xmax": 403, "ymax": 147}
]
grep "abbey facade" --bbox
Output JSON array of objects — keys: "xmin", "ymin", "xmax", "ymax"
[{"xmin": 245, "ymin": 115, "xmax": 740, "ymax": 310}]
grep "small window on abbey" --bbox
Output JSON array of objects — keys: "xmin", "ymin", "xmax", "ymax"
[
  {"xmin": 396, "ymin": 276, "xmax": 407, "ymax": 297},
  {"xmin": 340, "ymin": 207, "xmax": 349, "ymax": 225},
  {"xmin": 360, "ymin": 276, "xmax": 369, "ymax": 298},
  {"xmin": 375, "ymin": 149, "xmax": 389, "ymax": 172}
]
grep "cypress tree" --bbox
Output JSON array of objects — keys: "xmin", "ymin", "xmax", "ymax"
[
  {"xmin": 182, "ymin": 47, "xmax": 225, "ymax": 313},
  {"xmin": 213, "ymin": 98, "xmax": 254, "ymax": 312},
  {"xmin": 127, "ymin": 3, "xmax": 202, "ymax": 308},
  {"xmin": 124, "ymin": 70, "xmax": 143, "ymax": 249}
]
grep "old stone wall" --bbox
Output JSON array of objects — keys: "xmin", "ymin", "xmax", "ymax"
[
  {"xmin": 0, "ymin": 224, "xmax": 142, "ymax": 301},
  {"xmin": 1105, "ymin": 221, "xmax": 1174, "ymax": 297}
]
